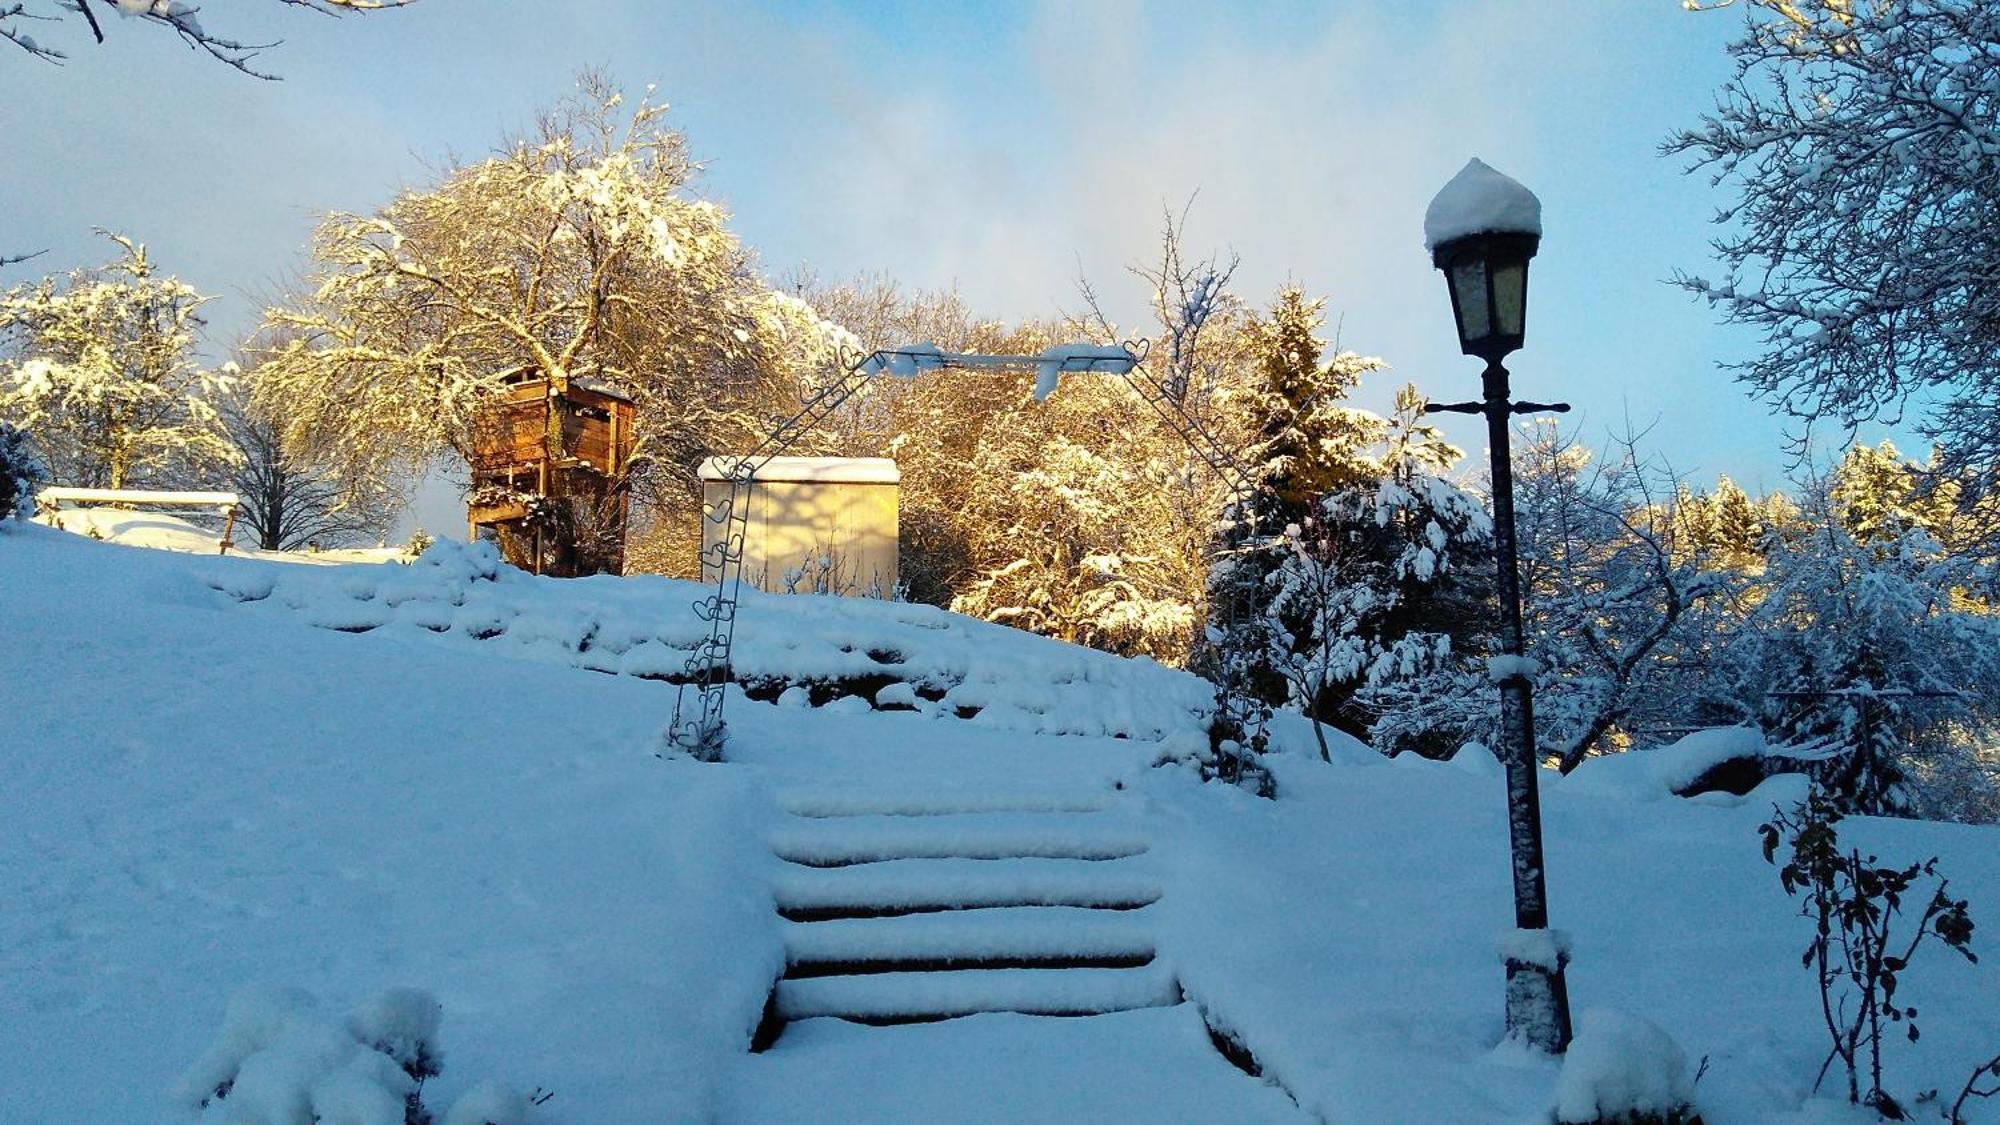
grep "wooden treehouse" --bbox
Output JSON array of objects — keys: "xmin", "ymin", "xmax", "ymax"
[{"xmin": 467, "ymin": 374, "xmax": 636, "ymax": 577}]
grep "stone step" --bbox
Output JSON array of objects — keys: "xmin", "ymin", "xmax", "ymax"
[
  {"xmin": 777, "ymin": 788, "xmax": 1116, "ymax": 818},
  {"xmin": 770, "ymin": 811, "xmax": 1148, "ymax": 867},
  {"xmin": 774, "ymin": 964, "xmax": 1181, "ymax": 1023},
  {"xmin": 773, "ymin": 856, "xmax": 1161, "ymax": 921},
  {"xmin": 784, "ymin": 905, "xmax": 1158, "ymax": 977}
]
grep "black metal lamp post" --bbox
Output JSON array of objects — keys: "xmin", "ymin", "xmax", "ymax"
[{"xmin": 1423, "ymin": 159, "xmax": 1574, "ymax": 1053}]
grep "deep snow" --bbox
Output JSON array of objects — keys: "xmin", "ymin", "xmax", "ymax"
[{"xmin": 4, "ymin": 521, "xmax": 1998, "ymax": 1122}]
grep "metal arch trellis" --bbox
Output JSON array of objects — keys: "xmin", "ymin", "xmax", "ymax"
[{"xmin": 665, "ymin": 340, "xmax": 1160, "ymax": 759}]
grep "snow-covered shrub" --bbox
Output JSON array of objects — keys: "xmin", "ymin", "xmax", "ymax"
[
  {"xmin": 441, "ymin": 1078, "xmax": 534, "ymax": 1125},
  {"xmin": 0, "ymin": 421, "xmax": 42, "ymax": 521},
  {"xmin": 409, "ymin": 538, "xmax": 503, "ymax": 585},
  {"xmin": 350, "ymin": 987, "xmax": 445, "ymax": 1121},
  {"xmin": 176, "ymin": 983, "xmax": 452, "ymax": 1125},
  {"xmin": 1554, "ymin": 1008, "xmax": 1698, "ymax": 1124},
  {"xmin": 1760, "ymin": 788, "xmax": 1978, "ymax": 1117}
]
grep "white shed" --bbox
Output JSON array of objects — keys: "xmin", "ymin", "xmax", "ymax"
[{"xmin": 698, "ymin": 456, "xmax": 900, "ymax": 596}]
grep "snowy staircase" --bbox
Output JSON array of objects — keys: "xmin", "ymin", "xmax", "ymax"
[{"xmin": 763, "ymin": 788, "xmax": 1180, "ymax": 1030}]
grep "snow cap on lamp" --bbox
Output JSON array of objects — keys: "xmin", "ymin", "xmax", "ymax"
[{"xmin": 1424, "ymin": 158, "xmax": 1542, "ymax": 252}]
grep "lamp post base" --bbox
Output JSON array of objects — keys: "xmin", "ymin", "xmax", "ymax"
[{"xmin": 1502, "ymin": 931, "xmax": 1574, "ymax": 1053}]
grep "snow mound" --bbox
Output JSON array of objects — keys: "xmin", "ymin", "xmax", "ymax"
[
  {"xmin": 172, "ymin": 983, "xmax": 423, "ymax": 1123},
  {"xmin": 443, "ymin": 1079, "xmax": 533, "ymax": 1125},
  {"xmin": 212, "ymin": 538, "xmax": 1217, "ymax": 744},
  {"xmin": 1560, "ymin": 726, "xmax": 1783, "ymax": 803},
  {"xmin": 1555, "ymin": 1008, "xmax": 1695, "ymax": 1124},
  {"xmin": 347, "ymin": 987, "xmax": 443, "ymax": 1077},
  {"xmin": 1424, "ymin": 157, "xmax": 1541, "ymax": 250},
  {"xmin": 1448, "ymin": 740, "xmax": 1503, "ymax": 778}
]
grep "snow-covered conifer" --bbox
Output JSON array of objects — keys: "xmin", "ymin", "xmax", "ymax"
[
  {"xmin": 0, "ymin": 420, "xmax": 42, "ymax": 521},
  {"xmin": 1278, "ymin": 387, "xmax": 1493, "ymax": 758}
]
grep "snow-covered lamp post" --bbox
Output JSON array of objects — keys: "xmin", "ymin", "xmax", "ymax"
[{"xmin": 1423, "ymin": 158, "xmax": 1574, "ymax": 1053}]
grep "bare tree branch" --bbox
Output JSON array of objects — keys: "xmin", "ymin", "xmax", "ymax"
[{"xmin": 0, "ymin": 0, "xmax": 412, "ymax": 78}]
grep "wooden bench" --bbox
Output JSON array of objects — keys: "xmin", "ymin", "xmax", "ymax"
[{"xmin": 35, "ymin": 487, "xmax": 242, "ymax": 554}]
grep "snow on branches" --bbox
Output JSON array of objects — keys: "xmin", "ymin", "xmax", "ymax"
[
  {"xmin": 1, "ymin": 0, "xmax": 410, "ymax": 79},
  {"xmin": 0, "ymin": 231, "xmax": 236, "ymax": 491},
  {"xmin": 256, "ymin": 75, "xmax": 821, "ymax": 506},
  {"xmin": 1670, "ymin": 0, "xmax": 2000, "ymax": 529}
]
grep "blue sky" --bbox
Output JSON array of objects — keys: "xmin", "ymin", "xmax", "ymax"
[{"xmin": 3, "ymin": 0, "xmax": 1879, "ymax": 535}]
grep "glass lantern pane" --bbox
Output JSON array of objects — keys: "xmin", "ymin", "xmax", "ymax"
[
  {"xmin": 1451, "ymin": 260, "xmax": 1491, "ymax": 343},
  {"xmin": 1493, "ymin": 260, "xmax": 1527, "ymax": 338}
]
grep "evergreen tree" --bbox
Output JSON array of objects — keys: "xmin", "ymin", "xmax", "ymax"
[
  {"xmin": 0, "ymin": 421, "xmax": 42, "ymax": 521},
  {"xmin": 1828, "ymin": 440, "xmax": 1963, "ymax": 551},
  {"xmin": 1710, "ymin": 476, "xmax": 1761, "ymax": 566},
  {"xmin": 1240, "ymin": 287, "xmax": 1382, "ymax": 511},
  {"xmin": 1207, "ymin": 287, "xmax": 1386, "ymax": 706},
  {"xmin": 1672, "ymin": 484, "xmax": 1719, "ymax": 565},
  {"xmin": 1271, "ymin": 386, "xmax": 1493, "ymax": 757}
]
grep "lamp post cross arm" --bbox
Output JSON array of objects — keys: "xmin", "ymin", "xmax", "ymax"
[{"xmin": 1423, "ymin": 399, "xmax": 1571, "ymax": 418}]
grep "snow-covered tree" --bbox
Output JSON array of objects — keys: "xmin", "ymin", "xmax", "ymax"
[
  {"xmin": 1670, "ymin": 0, "xmax": 2000, "ymax": 541},
  {"xmin": 1711, "ymin": 479, "xmax": 2000, "ymax": 818},
  {"xmin": 1240, "ymin": 287, "xmax": 1384, "ymax": 508},
  {"xmin": 0, "ymin": 420, "xmax": 42, "ymax": 520},
  {"xmin": 1827, "ymin": 439, "xmax": 1969, "ymax": 554},
  {"xmin": 259, "ymin": 74, "xmax": 843, "ymax": 575},
  {"xmin": 2, "ymin": 0, "xmax": 408, "ymax": 79},
  {"xmin": 1301, "ymin": 388, "xmax": 1493, "ymax": 758},
  {"xmin": 1203, "ymin": 287, "xmax": 1388, "ymax": 707},
  {"xmin": 949, "ymin": 430, "xmax": 1202, "ymax": 662},
  {"xmin": 1264, "ymin": 390, "xmax": 1490, "ymax": 759},
  {"xmin": 219, "ymin": 339, "xmax": 401, "ymax": 551},
  {"xmin": 0, "ymin": 232, "xmax": 235, "ymax": 490},
  {"xmin": 1509, "ymin": 423, "xmax": 1726, "ymax": 770},
  {"xmin": 262, "ymin": 77, "xmax": 755, "ymax": 486}
]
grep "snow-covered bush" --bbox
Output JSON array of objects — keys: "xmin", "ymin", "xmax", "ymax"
[
  {"xmin": 176, "ymin": 983, "xmax": 458, "ymax": 1125},
  {"xmin": 350, "ymin": 987, "xmax": 445, "ymax": 1120},
  {"xmin": 441, "ymin": 1079, "xmax": 536, "ymax": 1125},
  {"xmin": 0, "ymin": 421, "xmax": 43, "ymax": 521},
  {"xmin": 1554, "ymin": 1008, "xmax": 1698, "ymax": 1124}
]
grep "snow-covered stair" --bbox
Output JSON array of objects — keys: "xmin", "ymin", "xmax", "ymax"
[{"xmin": 765, "ymin": 788, "xmax": 1179, "ymax": 1026}]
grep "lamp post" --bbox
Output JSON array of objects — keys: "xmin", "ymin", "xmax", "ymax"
[{"xmin": 1422, "ymin": 158, "xmax": 1574, "ymax": 1053}]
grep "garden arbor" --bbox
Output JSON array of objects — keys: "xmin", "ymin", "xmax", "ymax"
[{"xmin": 662, "ymin": 339, "xmax": 1285, "ymax": 762}]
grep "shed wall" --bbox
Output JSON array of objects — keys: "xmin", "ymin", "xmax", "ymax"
[{"xmin": 702, "ymin": 478, "xmax": 899, "ymax": 596}]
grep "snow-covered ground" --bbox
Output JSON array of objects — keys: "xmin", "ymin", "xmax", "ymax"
[{"xmin": 4, "ymin": 520, "xmax": 1997, "ymax": 1122}]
